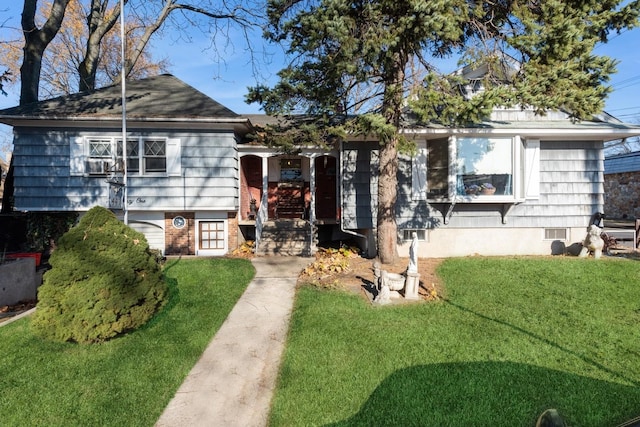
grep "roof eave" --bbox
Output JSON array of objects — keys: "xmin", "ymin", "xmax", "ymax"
[
  {"xmin": 0, "ymin": 115, "xmax": 254, "ymax": 133},
  {"xmin": 402, "ymin": 126, "xmax": 640, "ymax": 141}
]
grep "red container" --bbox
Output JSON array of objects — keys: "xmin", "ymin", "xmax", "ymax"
[{"xmin": 6, "ymin": 252, "xmax": 42, "ymax": 267}]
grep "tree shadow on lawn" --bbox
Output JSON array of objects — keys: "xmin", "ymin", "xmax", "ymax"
[{"xmin": 325, "ymin": 361, "xmax": 640, "ymax": 427}]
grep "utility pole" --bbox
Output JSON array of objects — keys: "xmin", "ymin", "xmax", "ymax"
[{"xmin": 120, "ymin": 0, "xmax": 128, "ymax": 225}]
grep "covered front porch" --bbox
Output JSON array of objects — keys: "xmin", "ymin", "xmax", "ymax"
[
  {"xmin": 239, "ymin": 151, "xmax": 338, "ymax": 223},
  {"xmin": 238, "ymin": 148, "xmax": 340, "ymax": 255}
]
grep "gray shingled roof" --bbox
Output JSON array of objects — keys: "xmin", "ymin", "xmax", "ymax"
[
  {"xmin": 605, "ymin": 151, "xmax": 640, "ymax": 174},
  {"xmin": 0, "ymin": 74, "xmax": 239, "ymax": 120}
]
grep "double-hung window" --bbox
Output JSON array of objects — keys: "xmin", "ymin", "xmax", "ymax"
[
  {"xmin": 87, "ymin": 138, "xmax": 115, "ymax": 175},
  {"xmin": 115, "ymin": 139, "xmax": 140, "ymax": 174},
  {"xmin": 143, "ymin": 140, "xmax": 167, "ymax": 173},
  {"xmin": 72, "ymin": 136, "xmax": 180, "ymax": 177}
]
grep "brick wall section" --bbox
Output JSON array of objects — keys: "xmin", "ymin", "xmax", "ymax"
[
  {"xmin": 165, "ymin": 212, "xmax": 195, "ymax": 255},
  {"xmin": 604, "ymin": 172, "xmax": 640, "ymax": 219},
  {"xmin": 240, "ymin": 174, "xmax": 251, "ymax": 220},
  {"xmin": 165, "ymin": 211, "xmax": 238, "ymax": 255},
  {"xmin": 228, "ymin": 212, "xmax": 238, "ymax": 251}
]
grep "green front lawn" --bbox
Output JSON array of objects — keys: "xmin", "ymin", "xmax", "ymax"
[
  {"xmin": 270, "ymin": 256, "xmax": 640, "ymax": 426},
  {"xmin": 0, "ymin": 258, "xmax": 254, "ymax": 426}
]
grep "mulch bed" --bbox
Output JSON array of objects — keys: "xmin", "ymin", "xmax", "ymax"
[{"xmin": 0, "ymin": 300, "xmax": 37, "ymax": 323}]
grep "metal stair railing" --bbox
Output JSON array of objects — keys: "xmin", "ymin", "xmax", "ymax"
[{"xmin": 254, "ymin": 192, "xmax": 268, "ymax": 253}]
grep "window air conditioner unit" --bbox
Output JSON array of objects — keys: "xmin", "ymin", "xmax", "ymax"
[{"xmin": 86, "ymin": 159, "xmax": 111, "ymax": 175}]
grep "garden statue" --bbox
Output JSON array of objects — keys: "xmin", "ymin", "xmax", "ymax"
[
  {"xmin": 579, "ymin": 224, "xmax": 604, "ymax": 259},
  {"xmin": 408, "ymin": 232, "xmax": 418, "ymax": 274},
  {"xmin": 405, "ymin": 232, "xmax": 421, "ymax": 299},
  {"xmin": 373, "ymin": 268, "xmax": 391, "ymax": 305},
  {"xmin": 372, "ymin": 259, "xmax": 417, "ymax": 304},
  {"xmin": 372, "ymin": 263, "xmax": 407, "ymax": 304}
]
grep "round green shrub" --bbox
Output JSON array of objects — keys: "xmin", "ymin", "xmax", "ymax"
[{"xmin": 31, "ymin": 206, "xmax": 168, "ymax": 343}]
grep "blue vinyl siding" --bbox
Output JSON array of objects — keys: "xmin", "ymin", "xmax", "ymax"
[
  {"xmin": 12, "ymin": 127, "xmax": 239, "ymax": 212},
  {"xmin": 342, "ymin": 139, "xmax": 603, "ymax": 231}
]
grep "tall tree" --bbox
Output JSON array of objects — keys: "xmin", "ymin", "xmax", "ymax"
[
  {"xmin": 20, "ymin": 0, "xmax": 71, "ymax": 105},
  {"xmin": 78, "ymin": 0, "xmax": 264, "ymax": 92},
  {"xmin": 2, "ymin": 0, "xmax": 262, "ymax": 97},
  {"xmin": 248, "ymin": 0, "xmax": 640, "ymax": 264},
  {"xmin": 1, "ymin": 0, "xmax": 168, "ymax": 98},
  {"xmin": 3, "ymin": 0, "xmax": 71, "ymax": 213}
]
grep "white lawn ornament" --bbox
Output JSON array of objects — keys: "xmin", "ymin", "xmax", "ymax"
[{"xmin": 579, "ymin": 224, "xmax": 604, "ymax": 259}]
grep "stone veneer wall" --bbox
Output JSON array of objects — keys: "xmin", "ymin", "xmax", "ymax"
[
  {"xmin": 165, "ymin": 212, "xmax": 195, "ymax": 255},
  {"xmin": 604, "ymin": 172, "xmax": 640, "ymax": 219}
]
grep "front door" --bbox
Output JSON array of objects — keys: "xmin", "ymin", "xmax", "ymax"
[
  {"xmin": 315, "ymin": 156, "xmax": 337, "ymax": 220},
  {"xmin": 277, "ymin": 158, "xmax": 305, "ymax": 219}
]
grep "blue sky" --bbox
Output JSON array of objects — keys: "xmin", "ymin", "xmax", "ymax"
[{"xmin": 1, "ymin": 4, "xmax": 640, "ymax": 118}]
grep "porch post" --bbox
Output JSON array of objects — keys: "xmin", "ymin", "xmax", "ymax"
[
  {"xmin": 262, "ymin": 156, "xmax": 269, "ymax": 209},
  {"xmin": 309, "ymin": 154, "xmax": 316, "ymax": 224}
]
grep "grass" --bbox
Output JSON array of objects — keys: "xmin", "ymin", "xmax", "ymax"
[
  {"xmin": 270, "ymin": 256, "xmax": 640, "ymax": 426},
  {"xmin": 0, "ymin": 257, "xmax": 254, "ymax": 427}
]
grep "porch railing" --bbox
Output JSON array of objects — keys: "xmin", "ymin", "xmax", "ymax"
[{"xmin": 254, "ymin": 191, "xmax": 269, "ymax": 253}]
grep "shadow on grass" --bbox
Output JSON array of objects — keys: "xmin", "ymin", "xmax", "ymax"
[
  {"xmin": 444, "ymin": 299, "xmax": 640, "ymax": 388},
  {"xmin": 135, "ymin": 258, "xmax": 183, "ymax": 333},
  {"xmin": 325, "ymin": 361, "xmax": 640, "ymax": 427}
]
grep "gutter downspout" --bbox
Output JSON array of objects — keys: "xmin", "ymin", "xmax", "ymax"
[{"xmin": 338, "ymin": 140, "xmax": 369, "ymax": 255}]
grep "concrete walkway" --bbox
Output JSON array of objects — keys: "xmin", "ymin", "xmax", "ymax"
[{"xmin": 155, "ymin": 256, "xmax": 311, "ymax": 427}]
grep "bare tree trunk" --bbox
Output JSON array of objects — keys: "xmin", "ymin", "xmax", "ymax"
[
  {"xmin": 376, "ymin": 54, "xmax": 406, "ymax": 264},
  {"xmin": 8, "ymin": 0, "xmax": 70, "ymax": 213},
  {"xmin": 78, "ymin": 0, "xmax": 122, "ymax": 92},
  {"xmin": 377, "ymin": 135, "xmax": 399, "ymax": 264},
  {"xmin": 20, "ymin": 0, "xmax": 71, "ymax": 105}
]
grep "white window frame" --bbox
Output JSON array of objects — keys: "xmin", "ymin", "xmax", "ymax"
[
  {"xmin": 544, "ymin": 228, "xmax": 569, "ymax": 241},
  {"xmin": 523, "ymin": 139, "xmax": 540, "ymax": 200},
  {"xmin": 454, "ymin": 136, "xmax": 517, "ymax": 202},
  {"xmin": 411, "ymin": 140, "xmax": 427, "ymax": 201},
  {"xmin": 196, "ymin": 219, "xmax": 228, "ymax": 256},
  {"xmin": 142, "ymin": 139, "xmax": 167, "ymax": 175},
  {"xmin": 86, "ymin": 138, "xmax": 116, "ymax": 175},
  {"xmin": 401, "ymin": 229, "xmax": 428, "ymax": 242},
  {"xmin": 70, "ymin": 136, "xmax": 181, "ymax": 177},
  {"xmin": 116, "ymin": 138, "xmax": 141, "ymax": 174},
  {"xmin": 413, "ymin": 135, "xmax": 534, "ymax": 203}
]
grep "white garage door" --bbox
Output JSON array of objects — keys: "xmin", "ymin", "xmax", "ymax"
[{"xmin": 130, "ymin": 221, "xmax": 165, "ymax": 254}]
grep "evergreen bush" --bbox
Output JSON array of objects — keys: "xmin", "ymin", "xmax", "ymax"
[{"xmin": 31, "ymin": 206, "xmax": 168, "ymax": 343}]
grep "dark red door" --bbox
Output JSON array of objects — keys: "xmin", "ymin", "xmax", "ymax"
[
  {"xmin": 241, "ymin": 156, "xmax": 262, "ymax": 220},
  {"xmin": 315, "ymin": 156, "xmax": 337, "ymax": 220}
]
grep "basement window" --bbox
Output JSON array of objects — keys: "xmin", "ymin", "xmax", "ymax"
[
  {"xmin": 544, "ymin": 228, "xmax": 568, "ymax": 241},
  {"xmin": 401, "ymin": 229, "xmax": 427, "ymax": 241}
]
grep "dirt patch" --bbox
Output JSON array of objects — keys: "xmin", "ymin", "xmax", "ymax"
[
  {"xmin": 296, "ymin": 246, "xmax": 640, "ymax": 304},
  {"xmin": 297, "ymin": 249, "xmax": 444, "ymax": 303}
]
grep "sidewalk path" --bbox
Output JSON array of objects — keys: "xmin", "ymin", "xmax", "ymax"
[{"xmin": 155, "ymin": 256, "xmax": 310, "ymax": 427}]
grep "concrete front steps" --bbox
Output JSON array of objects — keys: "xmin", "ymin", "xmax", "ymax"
[{"xmin": 256, "ymin": 219, "xmax": 313, "ymax": 256}]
